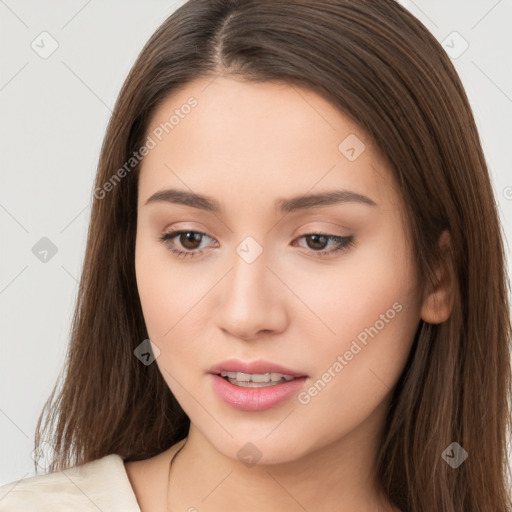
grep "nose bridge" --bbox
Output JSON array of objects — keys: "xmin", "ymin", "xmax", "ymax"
[
  {"xmin": 227, "ymin": 236, "xmax": 271, "ymax": 308},
  {"xmin": 217, "ymin": 235, "xmax": 287, "ymax": 338}
]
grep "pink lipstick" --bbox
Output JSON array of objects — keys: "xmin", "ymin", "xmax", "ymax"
[{"xmin": 209, "ymin": 358, "xmax": 308, "ymax": 411}]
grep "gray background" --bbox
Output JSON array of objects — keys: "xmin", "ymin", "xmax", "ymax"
[{"xmin": 1, "ymin": 0, "xmax": 511, "ymax": 485}]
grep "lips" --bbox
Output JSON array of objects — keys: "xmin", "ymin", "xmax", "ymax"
[{"xmin": 209, "ymin": 358, "xmax": 308, "ymax": 378}]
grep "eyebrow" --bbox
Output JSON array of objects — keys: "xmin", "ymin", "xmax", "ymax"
[{"xmin": 144, "ymin": 188, "xmax": 377, "ymax": 213}]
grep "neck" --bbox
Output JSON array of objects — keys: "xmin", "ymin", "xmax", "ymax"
[{"xmin": 166, "ymin": 400, "xmax": 398, "ymax": 512}]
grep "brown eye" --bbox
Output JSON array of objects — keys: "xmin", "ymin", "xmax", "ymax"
[
  {"xmin": 305, "ymin": 234, "xmax": 329, "ymax": 250},
  {"xmin": 178, "ymin": 231, "xmax": 203, "ymax": 250},
  {"xmin": 159, "ymin": 230, "xmax": 216, "ymax": 259},
  {"xmin": 293, "ymin": 233, "xmax": 355, "ymax": 256}
]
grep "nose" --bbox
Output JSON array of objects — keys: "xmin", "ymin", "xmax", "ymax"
[{"xmin": 216, "ymin": 243, "xmax": 288, "ymax": 341}]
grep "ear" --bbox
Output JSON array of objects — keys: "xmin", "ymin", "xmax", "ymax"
[{"xmin": 420, "ymin": 230, "xmax": 454, "ymax": 324}]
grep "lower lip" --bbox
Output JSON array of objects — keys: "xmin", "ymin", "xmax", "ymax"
[{"xmin": 210, "ymin": 374, "xmax": 308, "ymax": 411}]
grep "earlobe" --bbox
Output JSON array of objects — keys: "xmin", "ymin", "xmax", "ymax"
[{"xmin": 420, "ymin": 230, "xmax": 455, "ymax": 324}]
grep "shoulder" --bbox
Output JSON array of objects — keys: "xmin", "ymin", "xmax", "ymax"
[{"xmin": 0, "ymin": 454, "xmax": 141, "ymax": 512}]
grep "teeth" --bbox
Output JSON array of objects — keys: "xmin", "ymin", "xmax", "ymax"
[
  {"xmin": 219, "ymin": 371, "xmax": 297, "ymax": 383},
  {"xmin": 228, "ymin": 379, "xmax": 277, "ymax": 388}
]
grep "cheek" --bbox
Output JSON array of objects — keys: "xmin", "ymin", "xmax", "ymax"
[
  {"xmin": 291, "ymin": 226, "xmax": 420, "ymax": 435},
  {"xmin": 286, "ymin": 222, "xmax": 420, "ymax": 377},
  {"xmin": 135, "ymin": 231, "xmax": 179, "ymax": 338},
  {"xmin": 134, "ymin": 231, "xmax": 217, "ymax": 358}
]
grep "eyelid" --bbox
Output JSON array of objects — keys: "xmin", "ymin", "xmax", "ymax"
[{"xmin": 293, "ymin": 220, "xmax": 353, "ymax": 236}]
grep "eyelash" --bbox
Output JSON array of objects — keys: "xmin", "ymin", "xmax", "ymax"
[{"xmin": 158, "ymin": 230, "xmax": 355, "ymax": 259}]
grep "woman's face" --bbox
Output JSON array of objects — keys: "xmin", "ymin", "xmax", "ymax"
[{"xmin": 135, "ymin": 76, "xmax": 423, "ymax": 463}]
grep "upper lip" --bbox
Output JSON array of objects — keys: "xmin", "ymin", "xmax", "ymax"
[{"xmin": 209, "ymin": 358, "xmax": 308, "ymax": 377}]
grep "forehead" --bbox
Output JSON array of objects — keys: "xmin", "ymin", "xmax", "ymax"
[{"xmin": 138, "ymin": 76, "xmax": 400, "ymax": 212}]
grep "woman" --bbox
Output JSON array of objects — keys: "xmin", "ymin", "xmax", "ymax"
[{"xmin": 1, "ymin": 0, "xmax": 511, "ymax": 511}]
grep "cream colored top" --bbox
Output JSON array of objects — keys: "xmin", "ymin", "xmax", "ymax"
[{"xmin": 0, "ymin": 454, "xmax": 141, "ymax": 511}]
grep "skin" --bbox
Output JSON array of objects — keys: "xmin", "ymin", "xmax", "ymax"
[{"xmin": 126, "ymin": 76, "xmax": 452, "ymax": 512}]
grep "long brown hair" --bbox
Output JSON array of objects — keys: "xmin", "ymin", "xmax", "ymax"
[{"xmin": 34, "ymin": 1, "xmax": 512, "ymax": 510}]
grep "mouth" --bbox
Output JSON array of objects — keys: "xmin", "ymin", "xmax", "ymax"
[
  {"xmin": 216, "ymin": 371, "xmax": 300, "ymax": 388},
  {"xmin": 209, "ymin": 359, "xmax": 309, "ymax": 411},
  {"xmin": 210, "ymin": 373, "xmax": 308, "ymax": 412},
  {"xmin": 209, "ymin": 358, "xmax": 308, "ymax": 388}
]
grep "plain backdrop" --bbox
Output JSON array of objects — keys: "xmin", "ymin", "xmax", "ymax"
[{"xmin": 1, "ymin": 0, "xmax": 511, "ymax": 486}]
